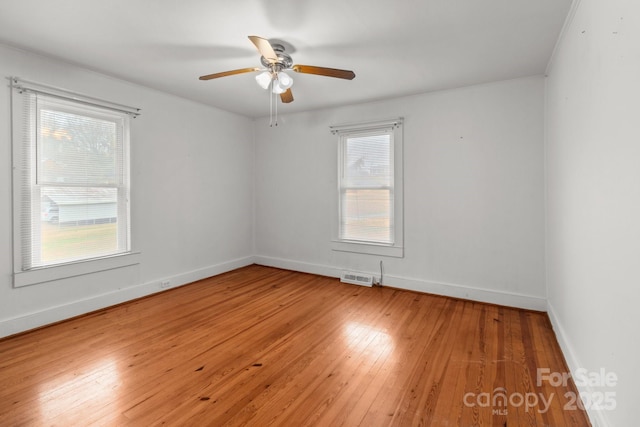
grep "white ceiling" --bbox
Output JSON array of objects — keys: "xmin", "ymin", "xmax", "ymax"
[{"xmin": 0, "ymin": 0, "xmax": 572, "ymax": 118}]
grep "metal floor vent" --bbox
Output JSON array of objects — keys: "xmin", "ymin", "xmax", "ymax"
[{"xmin": 340, "ymin": 271, "xmax": 374, "ymax": 287}]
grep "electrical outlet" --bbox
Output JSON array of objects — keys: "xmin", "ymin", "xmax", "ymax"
[{"xmin": 160, "ymin": 280, "xmax": 171, "ymax": 289}]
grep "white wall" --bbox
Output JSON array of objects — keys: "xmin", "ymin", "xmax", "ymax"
[
  {"xmin": 254, "ymin": 76, "xmax": 546, "ymax": 310},
  {"xmin": 0, "ymin": 44, "xmax": 255, "ymax": 337},
  {"xmin": 545, "ymin": 1, "xmax": 640, "ymax": 426}
]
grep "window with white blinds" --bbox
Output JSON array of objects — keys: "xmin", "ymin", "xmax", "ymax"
[
  {"xmin": 340, "ymin": 131, "xmax": 394, "ymax": 243},
  {"xmin": 11, "ymin": 83, "xmax": 136, "ymax": 285},
  {"xmin": 331, "ymin": 118, "xmax": 404, "ymax": 258}
]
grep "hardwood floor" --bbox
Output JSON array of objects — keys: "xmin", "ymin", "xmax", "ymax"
[{"xmin": 0, "ymin": 265, "xmax": 590, "ymax": 426}]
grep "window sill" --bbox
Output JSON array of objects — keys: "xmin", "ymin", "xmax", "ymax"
[
  {"xmin": 331, "ymin": 241, "xmax": 404, "ymax": 258},
  {"xmin": 13, "ymin": 252, "xmax": 141, "ymax": 288}
]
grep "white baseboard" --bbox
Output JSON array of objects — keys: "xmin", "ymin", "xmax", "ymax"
[
  {"xmin": 0, "ymin": 256, "xmax": 255, "ymax": 338},
  {"xmin": 157, "ymin": 256, "xmax": 255, "ymax": 290},
  {"xmin": 256, "ymin": 255, "xmax": 341, "ymax": 279},
  {"xmin": 254, "ymin": 255, "xmax": 546, "ymax": 311},
  {"xmin": 546, "ymin": 302, "xmax": 610, "ymax": 427},
  {"xmin": 3, "ymin": 255, "xmax": 545, "ymax": 338}
]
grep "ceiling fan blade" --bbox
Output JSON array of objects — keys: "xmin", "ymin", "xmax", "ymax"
[
  {"xmin": 292, "ymin": 65, "xmax": 356, "ymax": 80},
  {"xmin": 280, "ymin": 89, "xmax": 294, "ymax": 103},
  {"xmin": 248, "ymin": 35, "xmax": 278, "ymax": 63},
  {"xmin": 199, "ymin": 67, "xmax": 260, "ymax": 80}
]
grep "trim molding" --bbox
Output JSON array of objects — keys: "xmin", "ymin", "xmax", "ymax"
[
  {"xmin": 254, "ymin": 255, "xmax": 546, "ymax": 311},
  {"xmin": 0, "ymin": 256, "xmax": 255, "ymax": 339},
  {"xmin": 14, "ymin": 252, "xmax": 142, "ymax": 288},
  {"xmin": 2, "ymin": 253, "xmax": 548, "ymax": 336},
  {"xmin": 547, "ymin": 302, "xmax": 609, "ymax": 427},
  {"xmin": 545, "ymin": 0, "xmax": 582, "ymax": 75}
]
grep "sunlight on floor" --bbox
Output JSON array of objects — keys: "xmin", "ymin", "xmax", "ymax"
[
  {"xmin": 38, "ymin": 357, "xmax": 121, "ymax": 423},
  {"xmin": 343, "ymin": 321, "xmax": 395, "ymax": 361}
]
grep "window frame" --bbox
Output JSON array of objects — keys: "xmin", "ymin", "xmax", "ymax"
[
  {"xmin": 330, "ymin": 118, "xmax": 404, "ymax": 258},
  {"xmin": 11, "ymin": 79, "xmax": 140, "ymax": 287}
]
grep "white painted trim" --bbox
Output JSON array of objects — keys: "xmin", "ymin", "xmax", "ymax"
[
  {"xmin": 256, "ymin": 255, "xmax": 340, "ymax": 278},
  {"xmin": 384, "ymin": 274, "xmax": 546, "ymax": 311},
  {"xmin": 0, "ymin": 256, "xmax": 255, "ymax": 338},
  {"xmin": 14, "ymin": 252, "xmax": 142, "ymax": 287},
  {"xmin": 254, "ymin": 255, "xmax": 546, "ymax": 311},
  {"xmin": 545, "ymin": 0, "xmax": 583, "ymax": 75},
  {"xmin": 331, "ymin": 240, "xmax": 404, "ymax": 258},
  {"xmin": 155, "ymin": 256, "xmax": 255, "ymax": 291},
  {"xmin": 547, "ymin": 302, "xmax": 609, "ymax": 427}
]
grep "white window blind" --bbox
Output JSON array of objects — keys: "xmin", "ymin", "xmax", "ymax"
[
  {"xmin": 340, "ymin": 131, "xmax": 394, "ymax": 244},
  {"xmin": 12, "ymin": 87, "xmax": 132, "ymax": 273}
]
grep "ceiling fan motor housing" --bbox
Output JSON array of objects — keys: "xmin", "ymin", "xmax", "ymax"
[{"xmin": 260, "ymin": 44, "xmax": 293, "ymax": 71}]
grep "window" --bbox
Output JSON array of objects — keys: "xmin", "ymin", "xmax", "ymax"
[
  {"xmin": 11, "ymin": 79, "xmax": 140, "ymax": 287},
  {"xmin": 331, "ymin": 118, "xmax": 404, "ymax": 257},
  {"xmin": 341, "ymin": 131, "xmax": 393, "ymax": 243}
]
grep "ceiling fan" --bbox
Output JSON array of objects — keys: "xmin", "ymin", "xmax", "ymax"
[{"xmin": 199, "ymin": 36, "xmax": 356, "ymax": 105}]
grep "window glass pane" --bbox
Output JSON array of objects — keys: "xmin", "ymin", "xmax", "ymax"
[
  {"xmin": 340, "ymin": 131, "xmax": 393, "ymax": 244},
  {"xmin": 344, "ymin": 134, "xmax": 391, "ymax": 187},
  {"xmin": 39, "ymin": 187, "xmax": 119, "ymax": 264},
  {"xmin": 39, "ymin": 108, "xmax": 120, "ymax": 185},
  {"xmin": 341, "ymin": 188, "xmax": 392, "ymax": 243}
]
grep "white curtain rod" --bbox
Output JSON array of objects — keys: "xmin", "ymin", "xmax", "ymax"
[
  {"xmin": 9, "ymin": 77, "xmax": 141, "ymax": 117},
  {"xmin": 329, "ymin": 117, "xmax": 403, "ymax": 135}
]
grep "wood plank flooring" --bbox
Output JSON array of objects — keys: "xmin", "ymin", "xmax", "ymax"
[{"xmin": 0, "ymin": 265, "xmax": 591, "ymax": 426}]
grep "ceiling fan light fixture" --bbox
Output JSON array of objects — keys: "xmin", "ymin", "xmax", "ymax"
[
  {"xmin": 255, "ymin": 71, "xmax": 272, "ymax": 89},
  {"xmin": 272, "ymin": 80, "xmax": 286, "ymax": 94},
  {"xmin": 277, "ymin": 71, "xmax": 293, "ymax": 89}
]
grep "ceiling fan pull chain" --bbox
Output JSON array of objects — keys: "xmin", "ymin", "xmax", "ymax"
[
  {"xmin": 274, "ymin": 90, "xmax": 278, "ymax": 126},
  {"xmin": 269, "ymin": 80, "xmax": 273, "ymax": 127}
]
